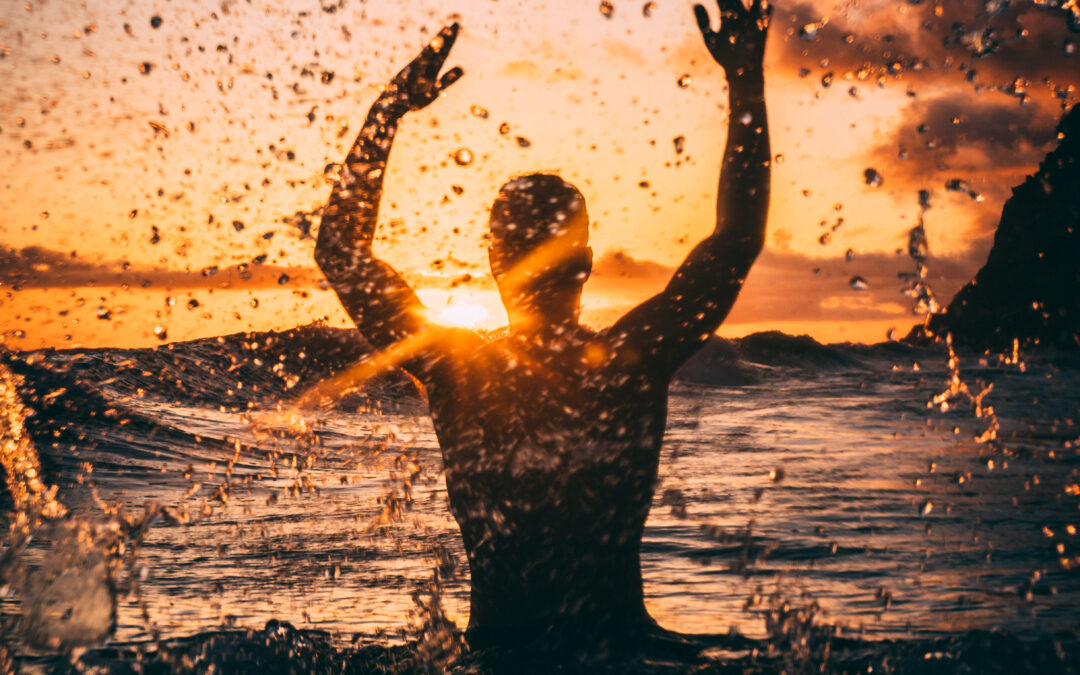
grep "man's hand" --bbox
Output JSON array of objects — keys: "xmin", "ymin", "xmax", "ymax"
[
  {"xmin": 379, "ymin": 23, "xmax": 464, "ymax": 118},
  {"xmin": 693, "ymin": 0, "xmax": 770, "ymax": 75}
]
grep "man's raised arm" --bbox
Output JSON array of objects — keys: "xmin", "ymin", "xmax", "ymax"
[
  {"xmin": 609, "ymin": 0, "xmax": 771, "ymax": 374},
  {"xmin": 315, "ymin": 24, "xmax": 463, "ymax": 351}
]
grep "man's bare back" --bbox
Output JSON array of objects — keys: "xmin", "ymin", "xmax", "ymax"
[
  {"xmin": 422, "ymin": 324, "xmax": 668, "ymax": 646},
  {"xmin": 314, "ymin": 0, "xmax": 772, "ymax": 651}
]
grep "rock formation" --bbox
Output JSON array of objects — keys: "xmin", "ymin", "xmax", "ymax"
[{"xmin": 922, "ymin": 104, "xmax": 1080, "ymax": 351}]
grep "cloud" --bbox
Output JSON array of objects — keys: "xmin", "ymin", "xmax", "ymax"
[
  {"xmin": 0, "ymin": 245, "xmax": 320, "ymax": 290},
  {"xmin": 864, "ymin": 93, "xmax": 1060, "ymax": 195},
  {"xmin": 590, "ymin": 250, "xmax": 672, "ymax": 283},
  {"xmin": 725, "ymin": 247, "xmax": 983, "ymax": 324},
  {"xmin": 770, "ymin": 0, "xmax": 1079, "ymax": 101},
  {"xmin": 581, "ymin": 246, "xmax": 984, "ymax": 326}
]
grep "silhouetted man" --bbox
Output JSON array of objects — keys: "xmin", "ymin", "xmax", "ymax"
[{"xmin": 315, "ymin": 0, "xmax": 771, "ymax": 651}]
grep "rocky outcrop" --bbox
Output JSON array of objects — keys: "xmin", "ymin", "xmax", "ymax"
[{"xmin": 923, "ymin": 104, "xmax": 1080, "ymax": 352}]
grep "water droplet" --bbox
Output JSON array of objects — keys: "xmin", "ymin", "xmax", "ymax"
[
  {"xmin": 845, "ymin": 248, "xmax": 855, "ymax": 262},
  {"xmin": 1066, "ymin": 40, "xmax": 1076, "ymax": 56},
  {"xmin": 470, "ymin": 105, "xmax": 489, "ymax": 119},
  {"xmin": 864, "ymin": 167, "xmax": 883, "ymax": 187},
  {"xmin": 453, "ymin": 148, "xmax": 474, "ymax": 166},
  {"xmin": 677, "ymin": 74, "xmax": 692, "ymax": 88},
  {"xmin": 320, "ymin": 71, "xmax": 335, "ymax": 85},
  {"xmin": 944, "ymin": 178, "xmax": 982, "ymax": 201},
  {"xmin": 849, "ymin": 276, "xmax": 869, "ymax": 290},
  {"xmin": 153, "ymin": 326, "xmax": 168, "ymax": 340},
  {"xmin": 139, "ymin": 62, "xmax": 152, "ymax": 75},
  {"xmin": 277, "ymin": 273, "xmax": 290, "ymax": 285},
  {"xmin": 738, "ymin": 111, "xmax": 753, "ymax": 125},
  {"xmin": 186, "ymin": 299, "xmax": 200, "ymax": 310},
  {"xmin": 908, "ymin": 224, "xmax": 928, "ymax": 261},
  {"xmin": 774, "ymin": 153, "xmax": 784, "ymax": 164},
  {"xmin": 919, "ymin": 499, "xmax": 933, "ymax": 516},
  {"xmin": 643, "ymin": 1, "xmax": 656, "ymax": 17},
  {"xmin": 600, "ymin": 0, "xmax": 614, "ymax": 18},
  {"xmin": 150, "ymin": 15, "xmax": 163, "ymax": 29},
  {"xmin": 515, "ymin": 136, "xmax": 532, "ymax": 148},
  {"xmin": 821, "ymin": 72, "xmax": 834, "ymax": 88},
  {"xmin": 498, "ymin": 122, "xmax": 510, "ymax": 135},
  {"xmin": 95, "ymin": 306, "xmax": 112, "ymax": 320},
  {"xmin": 799, "ymin": 20, "xmax": 826, "ymax": 41},
  {"xmin": 769, "ymin": 467, "xmax": 785, "ymax": 482},
  {"xmin": 818, "ymin": 232, "xmax": 831, "ymax": 245},
  {"xmin": 232, "ymin": 220, "xmax": 245, "ymax": 232}
]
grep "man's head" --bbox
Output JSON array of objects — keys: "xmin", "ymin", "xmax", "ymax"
[{"xmin": 487, "ymin": 174, "xmax": 592, "ymax": 329}]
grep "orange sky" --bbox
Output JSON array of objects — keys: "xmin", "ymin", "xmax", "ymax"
[{"xmin": 1, "ymin": 0, "xmax": 1077, "ymax": 348}]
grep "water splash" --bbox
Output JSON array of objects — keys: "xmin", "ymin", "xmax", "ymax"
[
  {"xmin": 0, "ymin": 365, "xmax": 67, "ymax": 532},
  {"xmin": 901, "ymin": 192, "xmax": 1011, "ymax": 448}
]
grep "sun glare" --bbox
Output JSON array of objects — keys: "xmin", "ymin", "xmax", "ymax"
[{"xmin": 435, "ymin": 303, "xmax": 490, "ymax": 327}]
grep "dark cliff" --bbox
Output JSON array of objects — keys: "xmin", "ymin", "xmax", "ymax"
[{"xmin": 923, "ymin": 104, "xmax": 1080, "ymax": 351}]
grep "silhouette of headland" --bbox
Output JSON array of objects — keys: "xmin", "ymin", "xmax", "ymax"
[{"xmin": 909, "ymin": 104, "xmax": 1079, "ymax": 351}]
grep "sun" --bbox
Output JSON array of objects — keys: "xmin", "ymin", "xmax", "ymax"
[{"xmin": 434, "ymin": 303, "xmax": 490, "ymax": 328}]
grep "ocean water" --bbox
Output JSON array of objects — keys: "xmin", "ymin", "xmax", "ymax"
[{"xmin": 1, "ymin": 329, "xmax": 1078, "ymax": 672}]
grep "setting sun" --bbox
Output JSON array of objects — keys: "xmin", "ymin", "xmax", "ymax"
[
  {"xmin": 417, "ymin": 288, "xmax": 502, "ymax": 329},
  {"xmin": 435, "ymin": 303, "xmax": 490, "ymax": 327}
]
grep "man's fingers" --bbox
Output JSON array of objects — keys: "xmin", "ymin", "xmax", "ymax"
[
  {"xmin": 716, "ymin": 0, "xmax": 748, "ymax": 18},
  {"xmin": 693, "ymin": 4, "xmax": 714, "ymax": 34},
  {"xmin": 431, "ymin": 22, "xmax": 460, "ymax": 63},
  {"xmin": 438, "ymin": 66, "xmax": 464, "ymax": 92},
  {"xmin": 750, "ymin": 0, "xmax": 772, "ymax": 24},
  {"xmin": 693, "ymin": 4, "xmax": 713, "ymax": 34}
]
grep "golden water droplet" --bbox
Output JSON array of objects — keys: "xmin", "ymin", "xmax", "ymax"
[{"xmin": 453, "ymin": 148, "xmax": 473, "ymax": 166}]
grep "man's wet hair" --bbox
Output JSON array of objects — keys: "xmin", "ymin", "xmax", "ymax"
[{"xmin": 488, "ymin": 173, "xmax": 588, "ymax": 268}]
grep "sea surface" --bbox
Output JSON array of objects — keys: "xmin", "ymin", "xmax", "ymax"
[{"xmin": 1, "ymin": 327, "xmax": 1078, "ymax": 673}]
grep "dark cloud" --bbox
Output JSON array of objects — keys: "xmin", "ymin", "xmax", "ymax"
[
  {"xmin": 772, "ymin": 0, "xmax": 1079, "ymax": 102},
  {"xmin": 0, "ymin": 245, "xmax": 319, "ymax": 290},
  {"xmin": 864, "ymin": 93, "xmax": 1060, "ymax": 195}
]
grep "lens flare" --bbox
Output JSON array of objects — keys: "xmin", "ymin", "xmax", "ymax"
[{"xmin": 435, "ymin": 303, "xmax": 489, "ymax": 327}]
